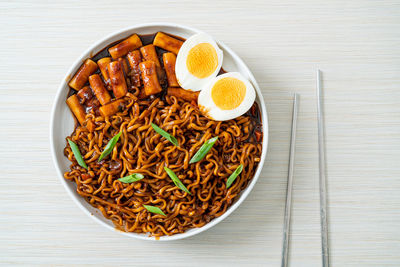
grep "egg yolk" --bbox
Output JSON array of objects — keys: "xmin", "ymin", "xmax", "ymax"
[
  {"xmin": 186, "ymin": 43, "xmax": 218, "ymax": 79},
  {"xmin": 211, "ymin": 77, "xmax": 246, "ymax": 110}
]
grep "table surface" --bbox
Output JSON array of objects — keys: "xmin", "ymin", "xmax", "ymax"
[{"xmin": 1, "ymin": 0, "xmax": 399, "ymax": 266}]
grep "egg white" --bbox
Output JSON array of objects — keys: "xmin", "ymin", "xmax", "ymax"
[
  {"xmin": 198, "ymin": 72, "xmax": 256, "ymax": 121},
  {"xmin": 175, "ymin": 33, "xmax": 223, "ymax": 91}
]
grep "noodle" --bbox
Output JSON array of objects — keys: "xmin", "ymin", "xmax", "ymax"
[
  {"xmin": 64, "ymin": 94, "xmax": 262, "ymax": 237},
  {"xmin": 63, "ymin": 32, "xmax": 263, "ymax": 237}
]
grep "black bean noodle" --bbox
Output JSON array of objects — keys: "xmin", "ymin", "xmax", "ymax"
[{"xmin": 64, "ymin": 93, "xmax": 262, "ymax": 237}]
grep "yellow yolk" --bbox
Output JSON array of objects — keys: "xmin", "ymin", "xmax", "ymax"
[
  {"xmin": 186, "ymin": 43, "xmax": 218, "ymax": 78},
  {"xmin": 211, "ymin": 77, "xmax": 246, "ymax": 110}
]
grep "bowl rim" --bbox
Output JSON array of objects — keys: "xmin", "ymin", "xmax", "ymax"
[{"xmin": 50, "ymin": 22, "xmax": 269, "ymax": 241}]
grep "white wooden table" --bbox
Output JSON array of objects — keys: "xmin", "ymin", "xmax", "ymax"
[{"xmin": 1, "ymin": 1, "xmax": 399, "ymax": 266}]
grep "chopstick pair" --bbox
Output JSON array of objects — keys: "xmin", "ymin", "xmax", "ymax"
[{"xmin": 280, "ymin": 70, "xmax": 330, "ymax": 267}]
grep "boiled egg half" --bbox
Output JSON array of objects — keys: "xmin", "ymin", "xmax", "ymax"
[
  {"xmin": 175, "ymin": 33, "xmax": 223, "ymax": 91},
  {"xmin": 198, "ymin": 72, "xmax": 256, "ymax": 121}
]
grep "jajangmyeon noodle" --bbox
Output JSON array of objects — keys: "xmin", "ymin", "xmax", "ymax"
[{"xmin": 63, "ymin": 32, "xmax": 263, "ymax": 237}]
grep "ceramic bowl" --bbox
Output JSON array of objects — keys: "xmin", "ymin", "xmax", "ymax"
[{"xmin": 50, "ymin": 23, "xmax": 269, "ymax": 241}]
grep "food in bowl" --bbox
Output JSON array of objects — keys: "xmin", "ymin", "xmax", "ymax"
[{"xmin": 63, "ymin": 31, "xmax": 263, "ymax": 238}]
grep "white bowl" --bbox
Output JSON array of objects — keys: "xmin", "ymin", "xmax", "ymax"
[{"xmin": 50, "ymin": 23, "xmax": 269, "ymax": 241}]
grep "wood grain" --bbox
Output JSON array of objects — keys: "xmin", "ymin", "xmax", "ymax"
[{"xmin": 0, "ymin": 0, "xmax": 399, "ymax": 266}]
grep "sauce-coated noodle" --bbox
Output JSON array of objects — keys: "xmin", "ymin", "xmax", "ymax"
[{"xmin": 64, "ymin": 93, "xmax": 262, "ymax": 237}]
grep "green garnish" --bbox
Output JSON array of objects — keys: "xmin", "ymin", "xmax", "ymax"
[
  {"xmin": 98, "ymin": 132, "xmax": 122, "ymax": 161},
  {"xmin": 143, "ymin": 205, "xmax": 166, "ymax": 216},
  {"xmin": 151, "ymin": 123, "xmax": 179, "ymax": 147},
  {"xmin": 68, "ymin": 139, "xmax": 88, "ymax": 169},
  {"xmin": 164, "ymin": 167, "xmax": 191, "ymax": 195},
  {"xmin": 226, "ymin": 164, "xmax": 244, "ymax": 189},
  {"xmin": 189, "ymin": 136, "xmax": 218, "ymax": 164},
  {"xmin": 118, "ymin": 173, "xmax": 144, "ymax": 183}
]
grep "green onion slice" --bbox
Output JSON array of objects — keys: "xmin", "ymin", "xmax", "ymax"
[
  {"xmin": 226, "ymin": 164, "xmax": 244, "ymax": 189},
  {"xmin": 151, "ymin": 123, "xmax": 179, "ymax": 147},
  {"xmin": 164, "ymin": 167, "xmax": 191, "ymax": 195},
  {"xmin": 189, "ymin": 136, "xmax": 218, "ymax": 164},
  {"xmin": 98, "ymin": 131, "xmax": 122, "ymax": 161},
  {"xmin": 68, "ymin": 139, "xmax": 88, "ymax": 169},
  {"xmin": 118, "ymin": 173, "xmax": 144, "ymax": 183},
  {"xmin": 143, "ymin": 205, "xmax": 166, "ymax": 216}
]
